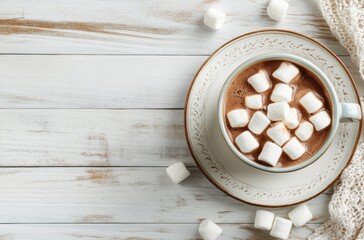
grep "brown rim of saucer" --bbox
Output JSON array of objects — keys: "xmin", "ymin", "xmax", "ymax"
[{"xmin": 183, "ymin": 29, "xmax": 363, "ymax": 208}]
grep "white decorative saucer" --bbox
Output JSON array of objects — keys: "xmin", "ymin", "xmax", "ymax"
[{"xmin": 184, "ymin": 30, "xmax": 362, "ymax": 207}]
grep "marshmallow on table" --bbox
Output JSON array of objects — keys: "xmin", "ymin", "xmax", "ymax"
[
  {"xmin": 267, "ymin": 122, "xmax": 290, "ymax": 146},
  {"xmin": 247, "ymin": 70, "xmax": 271, "ymax": 93},
  {"xmin": 235, "ymin": 131, "xmax": 259, "ymax": 153},
  {"xmin": 295, "ymin": 121, "xmax": 314, "ymax": 141},
  {"xmin": 203, "ymin": 8, "xmax": 225, "ymax": 30},
  {"xmin": 270, "ymin": 217, "xmax": 293, "ymax": 240},
  {"xmin": 258, "ymin": 141, "xmax": 282, "ymax": 166},
  {"xmin": 309, "ymin": 111, "xmax": 331, "ymax": 131},
  {"xmin": 227, "ymin": 109, "xmax": 250, "ymax": 128},
  {"xmin": 267, "ymin": 0, "xmax": 289, "ymax": 22},
  {"xmin": 283, "ymin": 137, "xmax": 306, "ymax": 160},
  {"xmin": 198, "ymin": 219, "xmax": 222, "ymax": 240},
  {"xmin": 270, "ymin": 83, "xmax": 293, "ymax": 102},
  {"xmin": 299, "ymin": 91, "xmax": 323, "ymax": 114},
  {"xmin": 283, "ymin": 108, "xmax": 300, "ymax": 129},
  {"xmin": 254, "ymin": 210, "xmax": 275, "ymax": 230},
  {"xmin": 248, "ymin": 111, "xmax": 271, "ymax": 134},
  {"xmin": 245, "ymin": 94, "xmax": 263, "ymax": 109},
  {"xmin": 288, "ymin": 204, "xmax": 313, "ymax": 227},
  {"xmin": 273, "ymin": 62, "xmax": 299, "ymax": 84},
  {"xmin": 166, "ymin": 162, "xmax": 191, "ymax": 183},
  {"xmin": 267, "ymin": 102, "xmax": 290, "ymax": 121}
]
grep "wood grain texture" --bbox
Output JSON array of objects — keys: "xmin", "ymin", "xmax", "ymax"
[
  {"xmin": 3, "ymin": 106, "xmax": 361, "ymax": 167},
  {"xmin": 0, "ymin": 55, "xmax": 204, "ymax": 109},
  {"xmin": 0, "ymin": 56, "xmax": 361, "ymax": 109},
  {"xmin": 0, "ymin": 0, "xmax": 347, "ymax": 55},
  {"xmin": 0, "ymin": 0, "xmax": 354, "ymax": 237},
  {"xmin": 0, "ymin": 109, "xmax": 191, "ymax": 166},
  {"xmin": 0, "ymin": 223, "xmax": 320, "ymax": 239},
  {"xmin": 0, "ymin": 167, "xmax": 331, "ymax": 223}
]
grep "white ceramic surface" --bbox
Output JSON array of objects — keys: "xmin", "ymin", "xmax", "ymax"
[
  {"xmin": 185, "ymin": 30, "xmax": 362, "ymax": 207},
  {"xmin": 217, "ymin": 53, "xmax": 361, "ymax": 173}
]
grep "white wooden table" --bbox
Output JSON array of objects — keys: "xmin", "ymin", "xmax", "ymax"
[{"xmin": 0, "ymin": 1, "xmax": 363, "ymax": 239}]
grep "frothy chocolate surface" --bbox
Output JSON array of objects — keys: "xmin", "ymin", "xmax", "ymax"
[{"xmin": 223, "ymin": 60, "xmax": 331, "ymax": 168}]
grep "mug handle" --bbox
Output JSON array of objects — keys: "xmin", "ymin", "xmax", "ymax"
[{"xmin": 340, "ymin": 103, "xmax": 362, "ymax": 123}]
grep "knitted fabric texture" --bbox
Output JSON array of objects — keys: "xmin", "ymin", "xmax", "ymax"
[
  {"xmin": 316, "ymin": 0, "xmax": 364, "ymax": 79},
  {"xmin": 309, "ymin": 141, "xmax": 364, "ymax": 239},
  {"xmin": 310, "ymin": 0, "xmax": 364, "ymax": 239}
]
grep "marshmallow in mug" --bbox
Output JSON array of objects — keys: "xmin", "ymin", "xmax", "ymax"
[
  {"xmin": 254, "ymin": 210, "xmax": 275, "ymax": 230},
  {"xmin": 283, "ymin": 137, "xmax": 306, "ymax": 160},
  {"xmin": 270, "ymin": 83, "xmax": 293, "ymax": 102},
  {"xmin": 245, "ymin": 94, "xmax": 264, "ymax": 109},
  {"xmin": 267, "ymin": 102, "xmax": 290, "ymax": 121},
  {"xmin": 166, "ymin": 162, "xmax": 191, "ymax": 183},
  {"xmin": 299, "ymin": 91, "xmax": 323, "ymax": 114},
  {"xmin": 273, "ymin": 62, "xmax": 300, "ymax": 84},
  {"xmin": 288, "ymin": 204, "xmax": 313, "ymax": 227},
  {"xmin": 267, "ymin": 0, "xmax": 289, "ymax": 22},
  {"xmin": 203, "ymin": 8, "xmax": 225, "ymax": 30},
  {"xmin": 309, "ymin": 110, "xmax": 331, "ymax": 131},
  {"xmin": 267, "ymin": 122, "xmax": 291, "ymax": 146},
  {"xmin": 270, "ymin": 217, "xmax": 293, "ymax": 240},
  {"xmin": 227, "ymin": 109, "xmax": 250, "ymax": 128},
  {"xmin": 198, "ymin": 219, "xmax": 222, "ymax": 240},
  {"xmin": 283, "ymin": 108, "xmax": 300, "ymax": 129},
  {"xmin": 247, "ymin": 70, "xmax": 271, "ymax": 93},
  {"xmin": 295, "ymin": 121, "xmax": 314, "ymax": 141},
  {"xmin": 235, "ymin": 131, "xmax": 259, "ymax": 153},
  {"xmin": 248, "ymin": 111, "xmax": 271, "ymax": 134},
  {"xmin": 258, "ymin": 141, "xmax": 283, "ymax": 166}
]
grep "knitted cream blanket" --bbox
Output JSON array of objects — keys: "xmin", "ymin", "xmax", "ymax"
[{"xmin": 309, "ymin": 0, "xmax": 364, "ymax": 239}]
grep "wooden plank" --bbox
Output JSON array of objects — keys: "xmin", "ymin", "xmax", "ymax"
[
  {"xmin": 0, "ymin": 109, "xmax": 192, "ymax": 166},
  {"xmin": 0, "ymin": 55, "xmax": 205, "ymax": 109},
  {"xmin": 0, "ymin": 223, "xmax": 319, "ymax": 239},
  {"xmin": 0, "ymin": 0, "xmax": 346, "ymax": 55},
  {"xmin": 0, "ymin": 167, "xmax": 331, "ymax": 223},
  {"xmin": 0, "ymin": 56, "xmax": 361, "ymax": 109}
]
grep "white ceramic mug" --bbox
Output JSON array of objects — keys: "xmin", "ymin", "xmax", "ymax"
[{"xmin": 218, "ymin": 53, "xmax": 362, "ymax": 173}]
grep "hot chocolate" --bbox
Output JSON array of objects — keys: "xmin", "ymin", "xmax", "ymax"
[{"xmin": 223, "ymin": 60, "xmax": 332, "ymax": 168}]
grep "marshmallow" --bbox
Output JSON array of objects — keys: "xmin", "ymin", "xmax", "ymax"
[
  {"xmin": 245, "ymin": 94, "xmax": 263, "ymax": 110},
  {"xmin": 309, "ymin": 111, "xmax": 331, "ymax": 131},
  {"xmin": 235, "ymin": 131, "xmax": 259, "ymax": 153},
  {"xmin": 283, "ymin": 108, "xmax": 300, "ymax": 129},
  {"xmin": 248, "ymin": 111, "xmax": 271, "ymax": 134},
  {"xmin": 270, "ymin": 83, "xmax": 293, "ymax": 102},
  {"xmin": 295, "ymin": 121, "xmax": 314, "ymax": 141},
  {"xmin": 267, "ymin": 0, "xmax": 289, "ymax": 22},
  {"xmin": 283, "ymin": 137, "xmax": 306, "ymax": 160},
  {"xmin": 227, "ymin": 109, "xmax": 250, "ymax": 128},
  {"xmin": 198, "ymin": 219, "xmax": 222, "ymax": 240},
  {"xmin": 273, "ymin": 62, "xmax": 299, "ymax": 83},
  {"xmin": 258, "ymin": 141, "xmax": 282, "ymax": 166},
  {"xmin": 203, "ymin": 8, "xmax": 225, "ymax": 30},
  {"xmin": 288, "ymin": 204, "xmax": 313, "ymax": 227},
  {"xmin": 267, "ymin": 122, "xmax": 291, "ymax": 146},
  {"xmin": 166, "ymin": 162, "xmax": 191, "ymax": 183},
  {"xmin": 247, "ymin": 70, "xmax": 271, "ymax": 93},
  {"xmin": 270, "ymin": 217, "xmax": 292, "ymax": 240},
  {"xmin": 299, "ymin": 91, "xmax": 323, "ymax": 114},
  {"xmin": 267, "ymin": 102, "xmax": 290, "ymax": 121},
  {"xmin": 254, "ymin": 210, "xmax": 275, "ymax": 230}
]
